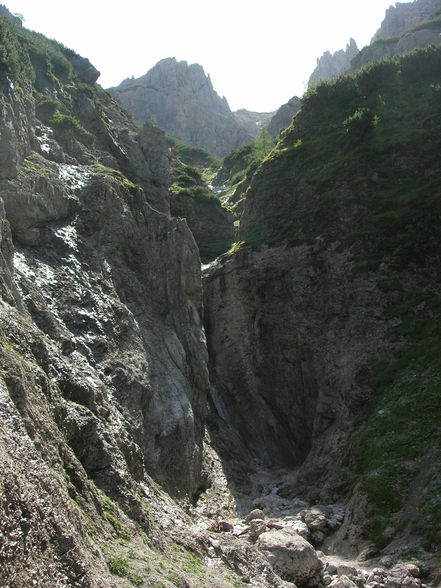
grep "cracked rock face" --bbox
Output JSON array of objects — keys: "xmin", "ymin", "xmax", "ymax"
[{"xmin": 0, "ymin": 34, "xmax": 210, "ymax": 584}]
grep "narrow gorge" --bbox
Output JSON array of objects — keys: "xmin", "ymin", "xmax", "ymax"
[{"xmin": 0, "ymin": 3, "xmax": 440, "ymax": 588}]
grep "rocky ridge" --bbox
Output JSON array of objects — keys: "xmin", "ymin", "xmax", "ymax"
[
  {"xmin": 308, "ymin": 39, "xmax": 359, "ymax": 88},
  {"xmin": 352, "ymin": 1, "xmax": 441, "ymax": 70},
  {"xmin": 108, "ymin": 58, "xmax": 253, "ymax": 157},
  {"xmin": 372, "ymin": 0, "xmax": 441, "ymax": 41}
]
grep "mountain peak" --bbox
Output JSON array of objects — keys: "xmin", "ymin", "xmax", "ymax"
[{"xmin": 108, "ymin": 58, "xmax": 253, "ymax": 156}]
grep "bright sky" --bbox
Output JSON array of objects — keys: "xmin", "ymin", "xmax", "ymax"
[{"xmin": 5, "ymin": 0, "xmax": 395, "ymax": 112}]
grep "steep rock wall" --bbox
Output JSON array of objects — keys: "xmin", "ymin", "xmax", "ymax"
[
  {"xmin": 203, "ymin": 245, "xmax": 388, "ymax": 487},
  {"xmin": 0, "ymin": 15, "xmax": 211, "ymax": 584}
]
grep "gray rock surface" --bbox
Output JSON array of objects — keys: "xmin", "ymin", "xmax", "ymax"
[
  {"xmin": 308, "ymin": 39, "xmax": 359, "ymax": 87},
  {"xmin": 203, "ymin": 245, "xmax": 389, "ymax": 488},
  {"xmin": 0, "ymin": 27, "xmax": 212, "ymax": 585},
  {"xmin": 372, "ymin": 0, "xmax": 441, "ymax": 41},
  {"xmin": 353, "ymin": 0, "xmax": 441, "ymax": 70},
  {"xmin": 109, "ymin": 58, "xmax": 253, "ymax": 156},
  {"xmin": 258, "ymin": 528, "xmax": 322, "ymax": 583},
  {"xmin": 233, "ymin": 109, "xmax": 275, "ymax": 140}
]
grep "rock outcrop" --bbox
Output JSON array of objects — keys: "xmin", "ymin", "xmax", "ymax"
[
  {"xmin": 353, "ymin": 1, "xmax": 441, "ymax": 70},
  {"xmin": 308, "ymin": 39, "xmax": 359, "ymax": 87},
  {"xmin": 372, "ymin": 0, "xmax": 441, "ymax": 41},
  {"xmin": 108, "ymin": 58, "xmax": 253, "ymax": 156},
  {"xmin": 0, "ymin": 13, "xmax": 213, "ymax": 585}
]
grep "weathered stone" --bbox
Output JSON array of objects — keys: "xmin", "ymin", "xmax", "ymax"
[
  {"xmin": 329, "ymin": 575, "xmax": 358, "ymax": 588},
  {"xmin": 245, "ymin": 508, "xmax": 266, "ymax": 523},
  {"xmin": 303, "ymin": 507, "xmax": 328, "ymax": 532},
  {"xmin": 257, "ymin": 528, "xmax": 322, "ymax": 583},
  {"xmin": 247, "ymin": 519, "xmax": 267, "ymax": 542},
  {"xmin": 337, "ymin": 563, "xmax": 358, "ymax": 577},
  {"xmin": 372, "ymin": 0, "xmax": 441, "ymax": 41}
]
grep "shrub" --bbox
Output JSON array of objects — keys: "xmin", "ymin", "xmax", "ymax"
[
  {"xmin": 400, "ymin": 44, "xmax": 441, "ymax": 84},
  {"xmin": 0, "ymin": 18, "xmax": 22, "ymax": 80},
  {"xmin": 343, "ymin": 107, "xmax": 377, "ymax": 137},
  {"xmin": 357, "ymin": 59, "xmax": 398, "ymax": 96},
  {"xmin": 49, "ymin": 112, "xmax": 86, "ymax": 135}
]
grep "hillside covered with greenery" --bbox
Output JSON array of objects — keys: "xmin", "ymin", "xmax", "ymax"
[{"xmin": 235, "ymin": 44, "xmax": 441, "ymax": 553}]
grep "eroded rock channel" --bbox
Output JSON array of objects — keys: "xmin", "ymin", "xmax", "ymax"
[{"xmin": 0, "ymin": 5, "xmax": 440, "ymax": 587}]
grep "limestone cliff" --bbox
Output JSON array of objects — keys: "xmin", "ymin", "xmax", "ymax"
[
  {"xmin": 372, "ymin": 0, "xmax": 441, "ymax": 41},
  {"xmin": 353, "ymin": 2, "xmax": 441, "ymax": 69},
  {"xmin": 233, "ymin": 109, "xmax": 275, "ymax": 140},
  {"xmin": 108, "ymin": 58, "xmax": 253, "ymax": 157},
  {"xmin": 0, "ymin": 12, "xmax": 214, "ymax": 585},
  {"xmin": 308, "ymin": 38, "xmax": 359, "ymax": 88}
]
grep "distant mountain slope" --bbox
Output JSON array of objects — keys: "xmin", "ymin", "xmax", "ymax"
[
  {"xmin": 108, "ymin": 58, "xmax": 253, "ymax": 156},
  {"xmin": 233, "ymin": 109, "xmax": 275, "ymax": 140},
  {"xmin": 267, "ymin": 96, "xmax": 301, "ymax": 137}
]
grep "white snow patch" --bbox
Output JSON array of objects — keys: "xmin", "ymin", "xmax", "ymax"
[
  {"xmin": 54, "ymin": 224, "xmax": 78, "ymax": 251},
  {"xmin": 36, "ymin": 125, "xmax": 54, "ymax": 155},
  {"xmin": 13, "ymin": 252, "xmax": 34, "ymax": 279},
  {"xmin": 58, "ymin": 164, "xmax": 91, "ymax": 191}
]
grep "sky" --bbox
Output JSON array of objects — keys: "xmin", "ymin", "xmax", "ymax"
[{"xmin": 4, "ymin": 0, "xmax": 396, "ymax": 112}]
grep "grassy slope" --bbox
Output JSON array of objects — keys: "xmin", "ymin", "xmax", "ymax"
[
  {"xmin": 238, "ymin": 45, "xmax": 441, "ymax": 552},
  {"xmin": 168, "ymin": 141, "xmax": 235, "ymax": 261}
]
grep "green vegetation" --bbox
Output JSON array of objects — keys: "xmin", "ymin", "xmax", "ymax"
[
  {"xmin": 18, "ymin": 152, "xmax": 54, "ymax": 178},
  {"xmin": 239, "ymin": 45, "xmax": 441, "ymax": 262},
  {"xmin": 106, "ymin": 552, "xmax": 143, "ymax": 586},
  {"xmin": 92, "ymin": 163, "xmax": 138, "ymax": 192},
  {"xmin": 166, "ymin": 135, "xmax": 221, "ymax": 180},
  {"xmin": 182, "ymin": 552, "xmax": 205, "ymax": 581},
  {"xmin": 212, "ymin": 129, "xmax": 274, "ymax": 219},
  {"xmin": 0, "ymin": 16, "xmax": 26, "ymax": 80},
  {"xmin": 170, "ymin": 159, "xmax": 217, "ymax": 201},
  {"xmin": 107, "ymin": 553, "xmax": 130, "ymax": 576},
  {"xmin": 353, "ymin": 365, "xmax": 441, "ymax": 549},
  {"xmin": 101, "ymin": 495, "xmax": 131, "ymax": 541},
  {"xmin": 49, "ymin": 112, "xmax": 87, "ymax": 135}
]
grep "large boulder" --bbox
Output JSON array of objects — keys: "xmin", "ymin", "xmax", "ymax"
[{"xmin": 257, "ymin": 528, "xmax": 322, "ymax": 583}]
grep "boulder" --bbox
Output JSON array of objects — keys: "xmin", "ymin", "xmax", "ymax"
[
  {"xmin": 329, "ymin": 576, "xmax": 358, "ymax": 588},
  {"xmin": 245, "ymin": 508, "xmax": 266, "ymax": 523},
  {"xmin": 257, "ymin": 528, "xmax": 322, "ymax": 583}
]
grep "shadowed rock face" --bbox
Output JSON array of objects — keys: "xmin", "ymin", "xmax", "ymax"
[
  {"xmin": 267, "ymin": 96, "xmax": 301, "ymax": 137},
  {"xmin": 203, "ymin": 244, "xmax": 387, "ymax": 483},
  {"xmin": 108, "ymin": 58, "xmax": 253, "ymax": 156}
]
